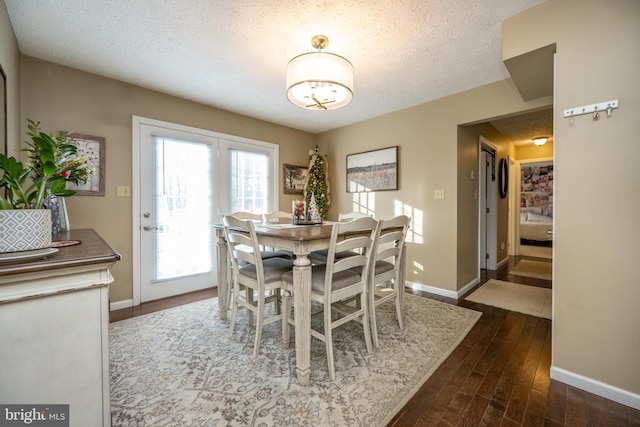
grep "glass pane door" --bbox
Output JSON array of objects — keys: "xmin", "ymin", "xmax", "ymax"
[
  {"xmin": 153, "ymin": 137, "xmax": 212, "ymax": 280},
  {"xmin": 139, "ymin": 123, "xmax": 217, "ymax": 302}
]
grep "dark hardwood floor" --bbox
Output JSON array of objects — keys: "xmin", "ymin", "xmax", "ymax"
[{"xmin": 110, "ymin": 255, "xmax": 640, "ymax": 426}]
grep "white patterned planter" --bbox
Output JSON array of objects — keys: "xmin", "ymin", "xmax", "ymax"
[{"xmin": 0, "ymin": 209, "xmax": 52, "ymax": 253}]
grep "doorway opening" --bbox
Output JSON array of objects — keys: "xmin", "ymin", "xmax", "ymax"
[{"xmin": 516, "ymin": 158, "xmax": 554, "ymax": 260}]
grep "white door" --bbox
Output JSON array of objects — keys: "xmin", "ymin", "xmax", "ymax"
[
  {"xmin": 479, "ymin": 137, "xmax": 497, "ymax": 270},
  {"xmin": 137, "ymin": 123, "xmax": 218, "ymax": 302}
]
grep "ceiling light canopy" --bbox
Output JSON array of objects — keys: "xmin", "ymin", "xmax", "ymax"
[
  {"xmin": 286, "ymin": 35, "xmax": 353, "ymax": 111},
  {"xmin": 532, "ymin": 137, "xmax": 548, "ymax": 146}
]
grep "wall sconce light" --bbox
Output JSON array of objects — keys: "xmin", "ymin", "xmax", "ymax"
[
  {"xmin": 286, "ymin": 35, "xmax": 354, "ymax": 110},
  {"xmin": 532, "ymin": 137, "xmax": 548, "ymax": 146}
]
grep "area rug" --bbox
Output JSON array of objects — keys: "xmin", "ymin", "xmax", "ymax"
[
  {"xmin": 465, "ymin": 279, "xmax": 552, "ymax": 319},
  {"xmin": 520, "ymin": 245, "xmax": 552, "ymax": 259},
  {"xmin": 509, "ymin": 259, "xmax": 552, "ymax": 280},
  {"xmin": 110, "ymin": 294, "xmax": 481, "ymax": 426}
]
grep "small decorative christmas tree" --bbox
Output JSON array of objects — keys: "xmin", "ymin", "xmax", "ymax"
[
  {"xmin": 308, "ymin": 193, "xmax": 322, "ymax": 222},
  {"xmin": 304, "ymin": 146, "xmax": 330, "ymax": 219}
]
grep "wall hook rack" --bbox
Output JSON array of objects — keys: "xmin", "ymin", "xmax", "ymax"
[{"xmin": 563, "ymin": 99, "xmax": 619, "ymax": 119}]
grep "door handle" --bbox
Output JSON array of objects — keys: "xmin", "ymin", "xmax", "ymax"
[{"xmin": 143, "ymin": 225, "xmax": 158, "ymax": 231}]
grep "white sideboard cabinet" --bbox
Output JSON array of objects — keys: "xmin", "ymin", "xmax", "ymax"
[{"xmin": 0, "ymin": 229, "xmax": 120, "ymax": 427}]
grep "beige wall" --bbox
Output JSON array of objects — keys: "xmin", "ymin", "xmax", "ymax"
[
  {"xmin": 316, "ymin": 80, "xmax": 550, "ymax": 293},
  {"xmin": 0, "ymin": 0, "xmax": 20, "ymax": 155},
  {"xmin": 515, "ymin": 140, "xmax": 553, "ymax": 160},
  {"xmin": 19, "ymin": 57, "xmax": 315, "ymax": 302},
  {"xmin": 505, "ymin": 0, "xmax": 640, "ymax": 397}
]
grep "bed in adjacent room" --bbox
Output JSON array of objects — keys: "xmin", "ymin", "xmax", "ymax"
[{"xmin": 520, "ymin": 212, "xmax": 553, "ymax": 245}]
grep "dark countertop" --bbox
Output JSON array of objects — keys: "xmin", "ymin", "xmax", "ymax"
[{"xmin": 0, "ymin": 228, "xmax": 121, "ymax": 277}]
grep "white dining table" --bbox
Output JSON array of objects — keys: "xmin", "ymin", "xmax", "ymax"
[{"xmin": 215, "ymin": 221, "xmax": 335, "ymax": 386}]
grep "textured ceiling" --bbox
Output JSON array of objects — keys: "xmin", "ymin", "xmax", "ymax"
[
  {"xmin": 5, "ymin": 0, "xmax": 548, "ymax": 137},
  {"xmin": 490, "ymin": 108, "xmax": 553, "ymax": 146}
]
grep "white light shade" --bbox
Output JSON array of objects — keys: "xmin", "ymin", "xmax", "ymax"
[
  {"xmin": 286, "ymin": 51, "xmax": 353, "ymax": 110},
  {"xmin": 532, "ymin": 137, "xmax": 548, "ymax": 146}
]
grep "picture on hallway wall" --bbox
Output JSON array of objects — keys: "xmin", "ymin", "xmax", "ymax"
[
  {"xmin": 346, "ymin": 146, "xmax": 398, "ymax": 192},
  {"xmin": 521, "ymin": 162, "xmax": 553, "ymax": 217}
]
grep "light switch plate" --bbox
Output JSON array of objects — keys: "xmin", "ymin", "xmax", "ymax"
[
  {"xmin": 434, "ymin": 189, "xmax": 445, "ymax": 199},
  {"xmin": 116, "ymin": 186, "xmax": 131, "ymax": 197}
]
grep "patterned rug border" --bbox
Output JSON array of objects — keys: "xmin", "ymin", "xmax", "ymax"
[{"xmin": 110, "ymin": 293, "xmax": 482, "ymax": 426}]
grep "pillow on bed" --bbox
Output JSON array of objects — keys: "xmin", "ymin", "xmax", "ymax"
[
  {"xmin": 520, "ymin": 212, "xmax": 528, "ymax": 221},
  {"xmin": 527, "ymin": 213, "xmax": 552, "ymax": 222}
]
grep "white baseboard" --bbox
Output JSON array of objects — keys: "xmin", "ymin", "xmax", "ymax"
[
  {"xmin": 497, "ymin": 256, "xmax": 508, "ymax": 269},
  {"xmin": 458, "ymin": 278, "xmax": 480, "ymax": 299},
  {"xmin": 551, "ymin": 366, "xmax": 640, "ymax": 410},
  {"xmin": 110, "ymin": 299, "xmax": 134, "ymax": 311},
  {"xmin": 406, "ymin": 279, "xmax": 479, "ymax": 300}
]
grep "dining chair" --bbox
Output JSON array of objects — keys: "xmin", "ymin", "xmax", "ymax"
[
  {"xmin": 262, "ymin": 210, "xmax": 292, "ymax": 224},
  {"xmin": 338, "ymin": 211, "xmax": 371, "ymax": 221},
  {"xmin": 365, "ymin": 215, "xmax": 411, "ymax": 348},
  {"xmin": 229, "ymin": 211, "xmax": 292, "ymax": 260},
  {"xmin": 309, "ymin": 211, "xmax": 373, "ymax": 264},
  {"xmin": 222, "ymin": 215, "xmax": 294, "ymax": 357},
  {"xmin": 261, "ymin": 211, "xmax": 296, "ymax": 260},
  {"xmin": 281, "ymin": 216, "xmax": 378, "ymax": 380},
  {"xmin": 229, "ymin": 211, "xmax": 261, "ymax": 221}
]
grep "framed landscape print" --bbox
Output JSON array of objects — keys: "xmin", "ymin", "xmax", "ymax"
[
  {"xmin": 283, "ymin": 164, "xmax": 308, "ymax": 194},
  {"xmin": 68, "ymin": 133, "xmax": 106, "ymax": 196},
  {"xmin": 346, "ymin": 146, "xmax": 398, "ymax": 192}
]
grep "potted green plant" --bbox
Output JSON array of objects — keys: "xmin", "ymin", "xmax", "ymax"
[{"xmin": 0, "ymin": 119, "xmax": 92, "ymax": 253}]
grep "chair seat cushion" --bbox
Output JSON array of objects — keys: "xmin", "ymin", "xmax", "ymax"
[
  {"xmin": 239, "ymin": 257, "xmax": 293, "ymax": 283},
  {"xmin": 352, "ymin": 260, "xmax": 394, "ymax": 276},
  {"xmin": 260, "ymin": 250, "xmax": 294, "ymax": 260},
  {"xmin": 282, "ymin": 265, "xmax": 361, "ymax": 293},
  {"xmin": 309, "ymin": 249, "xmax": 357, "ymax": 262},
  {"xmin": 237, "ymin": 250, "xmax": 293, "ymax": 266}
]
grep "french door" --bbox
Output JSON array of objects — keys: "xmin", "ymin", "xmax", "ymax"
[
  {"xmin": 137, "ymin": 122, "xmax": 218, "ymax": 302},
  {"xmin": 132, "ymin": 117, "xmax": 279, "ymax": 304}
]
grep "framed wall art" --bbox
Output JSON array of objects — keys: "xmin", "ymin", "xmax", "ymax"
[
  {"xmin": 346, "ymin": 146, "xmax": 398, "ymax": 192},
  {"xmin": 68, "ymin": 133, "xmax": 106, "ymax": 196},
  {"xmin": 283, "ymin": 163, "xmax": 308, "ymax": 194}
]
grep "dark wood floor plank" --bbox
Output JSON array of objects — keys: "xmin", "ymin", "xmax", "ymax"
[
  {"xmin": 480, "ymin": 399, "xmax": 509, "ymax": 426},
  {"xmin": 602, "ymin": 398, "xmax": 632, "ymax": 427},
  {"xmin": 476, "ymin": 313, "xmax": 527, "ymax": 400},
  {"xmin": 584, "ymin": 391, "xmax": 616, "ymax": 427},
  {"xmin": 505, "ymin": 318, "xmax": 548, "ymax": 423},
  {"xmin": 472, "ymin": 309, "xmax": 518, "ymax": 377},
  {"xmin": 544, "ymin": 380, "xmax": 567, "ymax": 425},
  {"xmin": 625, "ymin": 402, "xmax": 640, "ymax": 426},
  {"xmin": 457, "ymin": 394, "xmax": 490, "ymax": 427},
  {"xmin": 484, "ymin": 315, "xmax": 537, "ymax": 416},
  {"xmin": 522, "ymin": 388, "xmax": 547, "ymax": 427},
  {"xmin": 532, "ymin": 321, "xmax": 552, "ymax": 394},
  {"xmin": 565, "ymin": 385, "xmax": 589, "ymax": 426}
]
